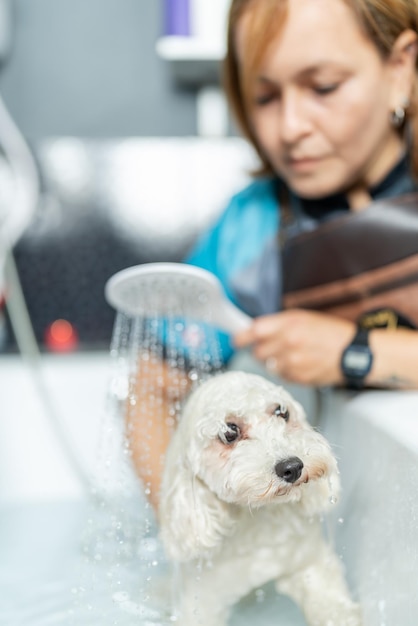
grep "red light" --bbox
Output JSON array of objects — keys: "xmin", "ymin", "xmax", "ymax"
[{"xmin": 45, "ymin": 319, "xmax": 78, "ymax": 352}]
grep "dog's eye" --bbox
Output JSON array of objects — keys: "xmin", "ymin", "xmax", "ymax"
[
  {"xmin": 274, "ymin": 404, "xmax": 289, "ymax": 421},
  {"xmin": 220, "ymin": 422, "xmax": 241, "ymax": 444}
]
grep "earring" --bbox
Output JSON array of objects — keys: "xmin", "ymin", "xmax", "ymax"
[{"xmin": 390, "ymin": 97, "xmax": 410, "ymax": 128}]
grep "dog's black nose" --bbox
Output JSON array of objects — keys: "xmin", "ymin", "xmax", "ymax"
[{"xmin": 275, "ymin": 457, "xmax": 304, "ymax": 483}]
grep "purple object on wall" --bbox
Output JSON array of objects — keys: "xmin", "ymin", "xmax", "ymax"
[{"xmin": 164, "ymin": 0, "xmax": 190, "ymax": 36}]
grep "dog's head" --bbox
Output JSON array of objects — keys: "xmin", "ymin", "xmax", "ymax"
[{"xmin": 159, "ymin": 371, "xmax": 339, "ymax": 561}]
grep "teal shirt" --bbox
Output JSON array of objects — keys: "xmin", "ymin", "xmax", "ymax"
[
  {"xmin": 185, "ymin": 178, "xmax": 281, "ymax": 363},
  {"xmin": 186, "ymin": 178, "xmax": 281, "ymax": 318}
]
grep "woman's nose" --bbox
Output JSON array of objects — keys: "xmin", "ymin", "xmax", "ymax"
[{"xmin": 279, "ymin": 92, "xmax": 312, "ymax": 145}]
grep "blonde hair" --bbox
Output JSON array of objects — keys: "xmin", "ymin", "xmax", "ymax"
[{"xmin": 223, "ymin": 0, "xmax": 418, "ymax": 178}]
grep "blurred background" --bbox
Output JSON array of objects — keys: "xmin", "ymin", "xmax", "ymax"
[
  {"xmin": 0, "ymin": 0, "xmax": 262, "ymax": 509},
  {"xmin": 0, "ymin": 0, "xmax": 257, "ymax": 354},
  {"xmin": 0, "ymin": 0, "xmax": 260, "ymax": 509}
]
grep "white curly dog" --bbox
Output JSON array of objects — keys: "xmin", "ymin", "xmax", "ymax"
[{"xmin": 159, "ymin": 371, "xmax": 362, "ymax": 626}]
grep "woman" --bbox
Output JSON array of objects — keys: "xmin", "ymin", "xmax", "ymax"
[
  {"xmin": 189, "ymin": 0, "xmax": 418, "ymax": 389},
  {"xmin": 130, "ymin": 0, "xmax": 418, "ymax": 508}
]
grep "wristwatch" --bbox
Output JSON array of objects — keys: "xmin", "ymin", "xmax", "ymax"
[{"xmin": 340, "ymin": 327, "xmax": 373, "ymax": 389}]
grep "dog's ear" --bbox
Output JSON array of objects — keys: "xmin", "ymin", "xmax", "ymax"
[{"xmin": 159, "ymin": 440, "xmax": 236, "ymax": 562}]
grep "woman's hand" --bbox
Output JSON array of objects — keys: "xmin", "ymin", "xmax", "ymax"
[{"xmin": 234, "ymin": 309, "xmax": 356, "ymax": 386}]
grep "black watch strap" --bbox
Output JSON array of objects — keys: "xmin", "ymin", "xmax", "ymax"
[
  {"xmin": 341, "ymin": 327, "xmax": 373, "ymax": 389},
  {"xmin": 350, "ymin": 327, "xmax": 369, "ymax": 346}
]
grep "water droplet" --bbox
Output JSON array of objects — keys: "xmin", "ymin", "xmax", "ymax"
[{"xmin": 112, "ymin": 591, "xmax": 130, "ymax": 603}]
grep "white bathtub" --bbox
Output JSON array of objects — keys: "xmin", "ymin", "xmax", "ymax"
[
  {"xmin": 0, "ymin": 351, "xmax": 417, "ymax": 625},
  {"xmin": 319, "ymin": 388, "xmax": 418, "ymax": 626}
]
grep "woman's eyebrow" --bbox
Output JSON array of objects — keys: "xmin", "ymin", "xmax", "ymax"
[
  {"xmin": 256, "ymin": 61, "xmax": 349, "ymax": 84},
  {"xmin": 297, "ymin": 62, "xmax": 350, "ymax": 77}
]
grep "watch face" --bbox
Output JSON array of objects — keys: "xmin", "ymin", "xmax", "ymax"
[
  {"xmin": 341, "ymin": 329, "xmax": 373, "ymax": 387},
  {"xmin": 342, "ymin": 346, "xmax": 372, "ymax": 377}
]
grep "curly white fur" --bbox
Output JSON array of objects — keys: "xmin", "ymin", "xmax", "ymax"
[{"xmin": 159, "ymin": 371, "xmax": 362, "ymax": 626}]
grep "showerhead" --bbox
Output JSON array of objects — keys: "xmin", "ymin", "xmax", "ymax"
[{"xmin": 105, "ymin": 262, "xmax": 252, "ymax": 335}]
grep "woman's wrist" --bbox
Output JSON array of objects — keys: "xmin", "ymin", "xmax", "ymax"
[{"xmin": 366, "ymin": 328, "xmax": 418, "ymax": 389}]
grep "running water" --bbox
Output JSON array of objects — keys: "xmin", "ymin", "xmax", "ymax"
[
  {"xmin": 70, "ymin": 273, "xmax": 307, "ymax": 625},
  {"xmin": 71, "ymin": 275, "xmax": 227, "ymax": 625}
]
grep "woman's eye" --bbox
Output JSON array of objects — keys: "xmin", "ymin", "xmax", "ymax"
[
  {"xmin": 313, "ymin": 83, "xmax": 338, "ymax": 96},
  {"xmin": 254, "ymin": 93, "xmax": 276, "ymax": 106},
  {"xmin": 220, "ymin": 422, "xmax": 241, "ymax": 444},
  {"xmin": 274, "ymin": 405, "xmax": 289, "ymax": 421}
]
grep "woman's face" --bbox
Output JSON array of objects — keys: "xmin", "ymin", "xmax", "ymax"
[{"xmin": 237, "ymin": 0, "xmax": 406, "ymax": 198}]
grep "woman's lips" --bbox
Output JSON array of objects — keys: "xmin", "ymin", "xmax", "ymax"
[{"xmin": 287, "ymin": 156, "xmax": 322, "ymax": 171}]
